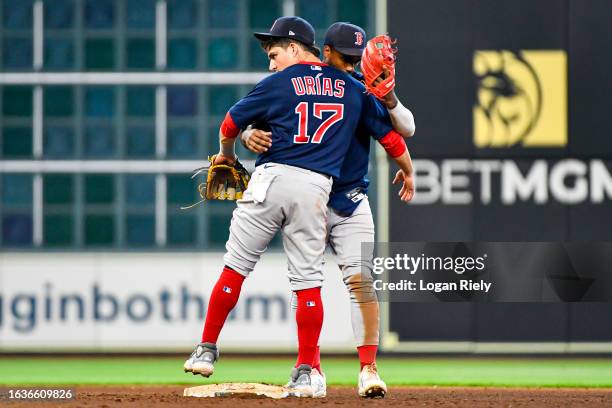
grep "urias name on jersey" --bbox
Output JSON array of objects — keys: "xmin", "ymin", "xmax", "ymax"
[{"xmin": 291, "ymin": 75, "xmax": 345, "ymax": 97}]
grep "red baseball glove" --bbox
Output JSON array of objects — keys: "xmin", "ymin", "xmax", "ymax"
[{"xmin": 361, "ymin": 34, "xmax": 397, "ymax": 100}]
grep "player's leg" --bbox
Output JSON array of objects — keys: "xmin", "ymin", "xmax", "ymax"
[
  {"xmin": 289, "ymin": 206, "xmax": 330, "ymax": 364},
  {"xmin": 289, "ymin": 286, "xmax": 326, "ymax": 397},
  {"xmin": 284, "ymin": 193, "xmax": 328, "ymax": 370},
  {"xmin": 328, "ymin": 198, "xmax": 379, "ymax": 362},
  {"xmin": 279, "ymin": 166, "xmax": 332, "ymax": 397},
  {"xmin": 184, "ymin": 169, "xmax": 283, "ymax": 377},
  {"xmin": 287, "ymin": 206, "xmax": 331, "ymax": 395},
  {"xmin": 327, "ymin": 197, "xmax": 387, "ymax": 397}
]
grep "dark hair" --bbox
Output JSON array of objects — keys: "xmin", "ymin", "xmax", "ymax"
[{"xmin": 260, "ymin": 37, "xmax": 321, "ymax": 58}]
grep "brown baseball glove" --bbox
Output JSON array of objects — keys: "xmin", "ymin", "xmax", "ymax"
[{"xmin": 182, "ymin": 155, "xmax": 250, "ymax": 209}]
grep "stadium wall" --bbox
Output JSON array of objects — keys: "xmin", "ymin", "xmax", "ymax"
[{"xmin": 0, "ymin": 252, "xmax": 355, "ymax": 352}]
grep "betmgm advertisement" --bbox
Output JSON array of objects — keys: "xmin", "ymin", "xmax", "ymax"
[
  {"xmin": 413, "ymin": 49, "xmax": 610, "ymax": 207},
  {"xmin": 384, "ymin": 0, "xmax": 612, "ymax": 352},
  {"xmin": 389, "ymin": 1, "xmax": 612, "ymax": 223}
]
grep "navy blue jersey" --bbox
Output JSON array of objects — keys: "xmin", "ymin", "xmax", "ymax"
[
  {"xmin": 227, "ymin": 62, "xmax": 393, "ymax": 179},
  {"xmin": 328, "ymin": 72, "xmax": 392, "ymax": 215}
]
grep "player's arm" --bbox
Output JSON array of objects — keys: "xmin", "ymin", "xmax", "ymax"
[
  {"xmin": 240, "ymin": 126, "xmax": 272, "ymax": 154},
  {"xmin": 383, "ymin": 91, "xmax": 415, "ymax": 137},
  {"xmin": 374, "ymin": 68, "xmax": 415, "ymax": 137},
  {"xmin": 216, "ymin": 112, "xmax": 239, "ymax": 165},
  {"xmin": 361, "ymin": 93, "xmax": 415, "ymax": 202},
  {"xmin": 217, "ymin": 76, "xmax": 276, "ymax": 162},
  {"xmin": 377, "ymin": 130, "xmax": 415, "ymax": 202},
  {"xmin": 390, "ymin": 146, "xmax": 415, "ymax": 202}
]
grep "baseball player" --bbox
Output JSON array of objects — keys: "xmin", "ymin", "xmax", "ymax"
[
  {"xmin": 241, "ymin": 23, "xmax": 416, "ymax": 398},
  {"xmin": 183, "ymin": 17, "xmax": 409, "ymax": 398}
]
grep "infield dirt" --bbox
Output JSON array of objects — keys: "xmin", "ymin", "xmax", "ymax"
[{"xmin": 3, "ymin": 385, "xmax": 612, "ymax": 407}]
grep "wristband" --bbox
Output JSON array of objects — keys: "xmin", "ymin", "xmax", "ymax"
[{"xmin": 379, "ymin": 130, "xmax": 407, "ymax": 158}]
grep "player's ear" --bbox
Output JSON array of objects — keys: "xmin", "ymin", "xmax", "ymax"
[
  {"xmin": 323, "ymin": 45, "xmax": 331, "ymax": 60},
  {"xmin": 289, "ymin": 42, "xmax": 300, "ymax": 59}
]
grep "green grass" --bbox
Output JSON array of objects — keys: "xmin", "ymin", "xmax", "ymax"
[{"xmin": 0, "ymin": 357, "xmax": 611, "ymax": 388}]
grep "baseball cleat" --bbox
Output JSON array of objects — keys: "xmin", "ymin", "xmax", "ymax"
[
  {"xmin": 285, "ymin": 364, "xmax": 315, "ymax": 398},
  {"xmin": 310, "ymin": 368, "xmax": 327, "ymax": 398},
  {"xmin": 183, "ymin": 342, "xmax": 218, "ymax": 377},
  {"xmin": 358, "ymin": 363, "xmax": 387, "ymax": 398}
]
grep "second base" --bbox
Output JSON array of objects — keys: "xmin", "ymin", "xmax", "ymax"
[{"xmin": 184, "ymin": 383, "xmax": 289, "ymax": 399}]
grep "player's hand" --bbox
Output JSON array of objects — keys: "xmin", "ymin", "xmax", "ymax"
[
  {"xmin": 214, "ymin": 153, "xmax": 236, "ymax": 166},
  {"xmin": 243, "ymin": 128, "xmax": 272, "ymax": 154},
  {"xmin": 374, "ymin": 67, "xmax": 399, "ymax": 109},
  {"xmin": 373, "ymin": 66, "xmax": 391, "ymax": 85},
  {"xmin": 392, "ymin": 169, "xmax": 415, "ymax": 202}
]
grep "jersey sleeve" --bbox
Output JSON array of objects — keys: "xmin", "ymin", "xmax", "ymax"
[
  {"xmin": 359, "ymin": 93, "xmax": 394, "ymax": 140},
  {"xmin": 226, "ymin": 75, "xmax": 278, "ymax": 131}
]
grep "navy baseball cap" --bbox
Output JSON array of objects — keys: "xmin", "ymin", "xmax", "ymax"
[
  {"xmin": 324, "ymin": 22, "xmax": 366, "ymax": 57},
  {"xmin": 253, "ymin": 16, "xmax": 316, "ymax": 47}
]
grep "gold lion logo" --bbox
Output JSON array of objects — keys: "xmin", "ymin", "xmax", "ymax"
[{"xmin": 473, "ymin": 50, "xmax": 567, "ymax": 148}]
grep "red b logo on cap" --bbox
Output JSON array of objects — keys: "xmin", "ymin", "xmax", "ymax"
[{"xmin": 355, "ymin": 31, "xmax": 364, "ymax": 46}]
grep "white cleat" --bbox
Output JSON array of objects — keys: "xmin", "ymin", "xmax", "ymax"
[
  {"xmin": 310, "ymin": 368, "xmax": 327, "ymax": 398},
  {"xmin": 183, "ymin": 343, "xmax": 218, "ymax": 378},
  {"xmin": 285, "ymin": 364, "xmax": 315, "ymax": 398},
  {"xmin": 358, "ymin": 363, "xmax": 387, "ymax": 398}
]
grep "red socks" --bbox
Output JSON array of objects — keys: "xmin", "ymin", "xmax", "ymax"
[
  {"xmin": 357, "ymin": 345, "xmax": 378, "ymax": 369},
  {"xmin": 303, "ymin": 344, "xmax": 378, "ymax": 372},
  {"xmin": 312, "ymin": 346, "xmax": 321, "ymax": 372},
  {"xmin": 295, "ymin": 287, "xmax": 324, "ymax": 367},
  {"xmin": 201, "ymin": 266, "xmax": 245, "ymax": 344},
  {"xmin": 203, "ymin": 271, "xmax": 325, "ymax": 372},
  {"xmin": 298, "ymin": 345, "xmax": 322, "ymax": 372}
]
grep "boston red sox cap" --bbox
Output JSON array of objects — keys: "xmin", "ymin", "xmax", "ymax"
[
  {"xmin": 253, "ymin": 16, "xmax": 316, "ymax": 47},
  {"xmin": 324, "ymin": 22, "xmax": 366, "ymax": 57}
]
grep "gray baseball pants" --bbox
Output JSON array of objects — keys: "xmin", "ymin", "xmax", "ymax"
[
  {"xmin": 291, "ymin": 197, "xmax": 380, "ymax": 346},
  {"xmin": 224, "ymin": 163, "xmax": 332, "ymax": 291}
]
